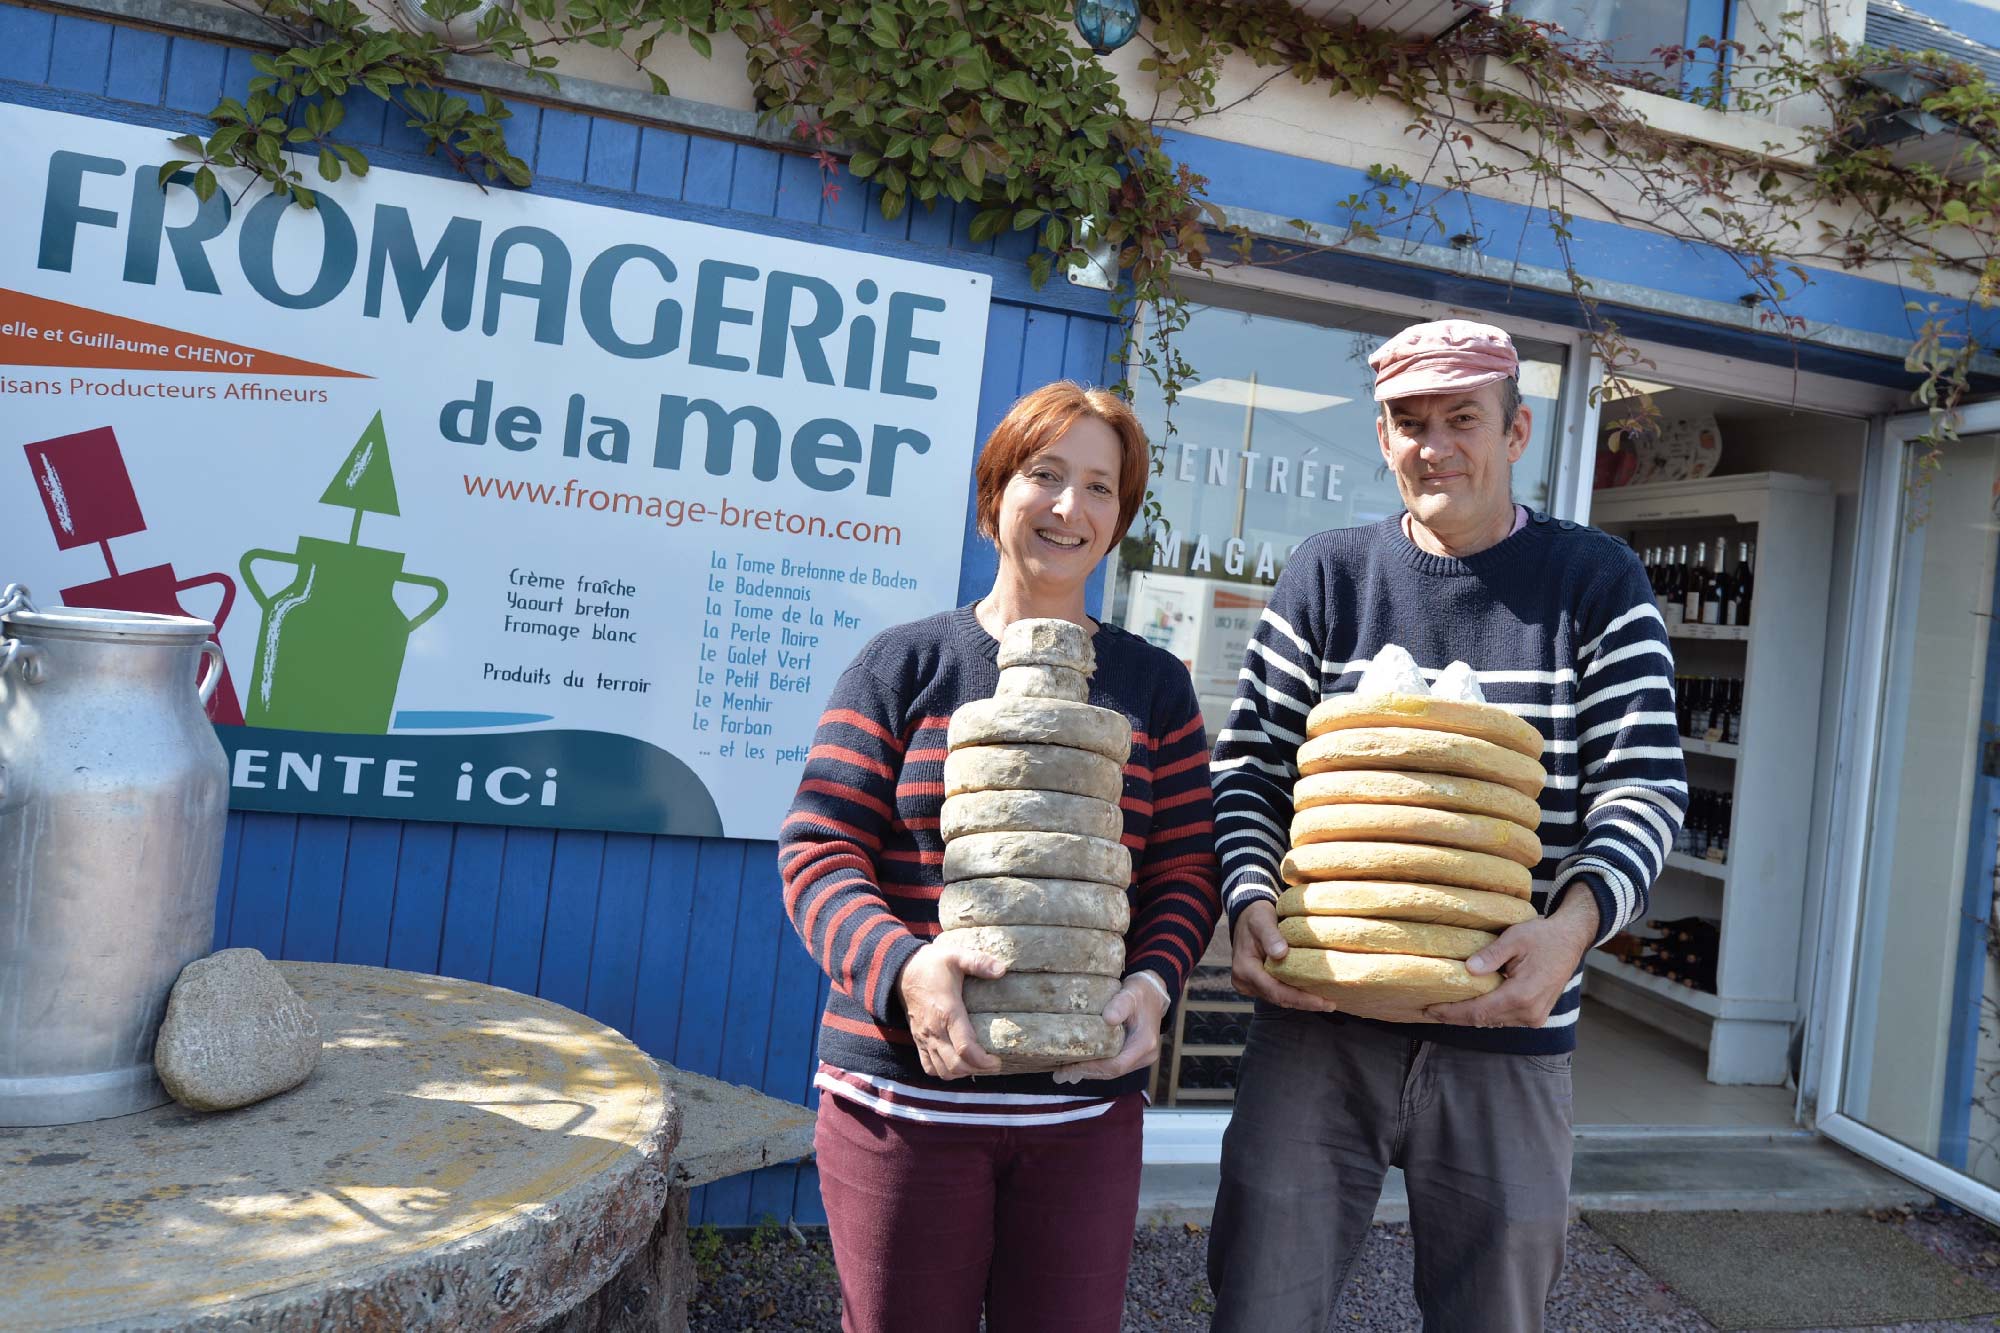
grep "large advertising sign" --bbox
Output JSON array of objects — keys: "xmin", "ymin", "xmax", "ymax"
[{"xmin": 0, "ymin": 103, "xmax": 989, "ymax": 840}]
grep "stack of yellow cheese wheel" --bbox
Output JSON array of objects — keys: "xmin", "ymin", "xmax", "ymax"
[
  {"xmin": 1265, "ymin": 686, "xmax": 1548, "ymax": 1022},
  {"xmin": 935, "ymin": 618, "xmax": 1134, "ymax": 1072}
]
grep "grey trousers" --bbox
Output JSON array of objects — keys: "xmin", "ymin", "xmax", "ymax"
[{"xmin": 1207, "ymin": 1010, "xmax": 1574, "ymax": 1333}]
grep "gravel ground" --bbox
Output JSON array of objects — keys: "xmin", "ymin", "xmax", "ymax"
[{"xmin": 688, "ymin": 1207, "xmax": 2000, "ymax": 1333}]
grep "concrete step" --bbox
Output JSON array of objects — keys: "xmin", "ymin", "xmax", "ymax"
[{"xmin": 1136, "ymin": 1127, "xmax": 1931, "ymax": 1227}]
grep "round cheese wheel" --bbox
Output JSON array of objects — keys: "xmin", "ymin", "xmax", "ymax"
[
  {"xmin": 944, "ymin": 743, "xmax": 1125, "ymax": 805},
  {"xmin": 944, "ymin": 830, "xmax": 1132, "ymax": 889},
  {"xmin": 1276, "ymin": 881, "xmax": 1538, "ymax": 931},
  {"xmin": 1297, "ymin": 727, "xmax": 1545, "ymax": 798},
  {"xmin": 1293, "ymin": 769, "xmax": 1541, "ymax": 831},
  {"xmin": 995, "ymin": 618, "xmax": 1095, "ymax": 672},
  {"xmin": 1279, "ymin": 841, "xmax": 1532, "ymax": 899},
  {"xmin": 970, "ymin": 1012, "xmax": 1122, "ymax": 1072},
  {"xmin": 963, "ymin": 971, "xmax": 1122, "ymax": 1015},
  {"xmin": 1277, "ymin": 913, "xmax": 1496, "ymax": 961},
  {"xmin": 1264, "ymin": 948, "xmax": 1498, "ymax": 1022},
  {"xmin": 996, "ymin": 664, "xmax": 1090, "ymax": 702},
  {"xmin": 1289, "ymin": 803, "xmax": 1544, "ymax": 868},
  {"xmin": 940, "ymin": 789, "xmax": 1123, "ymax": 843},
  {"xmin": 935, "ymin": 924, "xmax": 1126, "ymax": 976},
  {"xmin": 1306, "ymin": 691, "xmax": 1544, "ymax": 759},
  {"xmin": 939, "ymin": 877, "xmax": 1131, "ymax": 932},
  {"xmin": 948, "ymin": 697, "xmax": 1132, "ymax": 763}
]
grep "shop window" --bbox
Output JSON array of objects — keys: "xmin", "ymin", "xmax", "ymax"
[
  {"xmin": 1510, "ymin": 0, "xmax": 1733, "ymax": 98},
  {"xmin": 1106, "ymin": 289, "xmax": 1567, "ymax": 741}
]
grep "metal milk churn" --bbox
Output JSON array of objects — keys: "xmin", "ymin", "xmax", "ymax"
[{"xmin": 0, "ymin": 583, "xmax": 229, "ymax": 1125}]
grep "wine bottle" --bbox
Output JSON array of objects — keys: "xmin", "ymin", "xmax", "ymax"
[
  {"xmin": 1734, "ymin": 541, "xmax": 1755, "ymax": 626},
  {"xmin": 1684, "ymin": 540, "xmax": 1707, "ymax": 624},
  {"xmin": 1702, "ymin": 539, "xmax": 1727, "ymax": 625},
  {"xmin": 1667, "ymin": 545, "xmax": 1687, "ymax": 627}
]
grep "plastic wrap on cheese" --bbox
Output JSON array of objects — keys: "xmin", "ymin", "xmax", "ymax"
[
  {"xmin": 1431, "ymin": 660, "xmax": 1487, "ymax": 704},
  {"xmin": 1354, "ymin": 644, "xmax": 1428, "ymax": 698}
]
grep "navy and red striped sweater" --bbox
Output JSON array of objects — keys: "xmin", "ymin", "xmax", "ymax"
[{"xmin": 778, "ymin": 602, "xmax": 1222, "ymax": 1108}]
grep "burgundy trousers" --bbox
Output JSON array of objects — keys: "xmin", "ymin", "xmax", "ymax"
[{"xmin": 812, "ymin": 1090, "xmax": 1145, "ymax": 1333}]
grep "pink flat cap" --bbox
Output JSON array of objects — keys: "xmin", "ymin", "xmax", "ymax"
[{"xmin": 1368, "ymin": 319, "xmax": 1519, "ymax": 402}]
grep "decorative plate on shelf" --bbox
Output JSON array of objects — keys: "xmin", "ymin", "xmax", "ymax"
[
  {"xmin": 1595, "ymin": 429, "xmax": 1639, "ymax": 489},
  {"xmin": 1628, "ymin": 420, "xmax": 1666, "ymax": 485},
  {"xmin": 1688, "ymin": 414, "xmax": 1723, "ymax": 478},
  {"xmin": 1652, "ymin": 417, "xmax": 1697, "ymax": 482},
  {"xmin": 1644, "ymin": 414, "xmax": 1723, "ymax": 482}
]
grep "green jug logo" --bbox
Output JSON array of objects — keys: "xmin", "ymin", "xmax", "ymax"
[{"xmin": 241, "ymin": 412, "xmax": 449, "ymax": 735}]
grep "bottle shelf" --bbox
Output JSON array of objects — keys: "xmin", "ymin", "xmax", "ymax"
[
  {"xmin": 1584, "ymin": 951, "xmax": 1721, "ymax": 1017},
  {"xmin": 1669, "ymin": 623, "xmax": 1750, "ymax": 642},
  {"xmin": 1666, "ymin": 851, "xmax": 1730, "ymax": 882},
  {"xmin": 1592, "ymin": 472, "xmax": 1831, "ymax": 1084}
]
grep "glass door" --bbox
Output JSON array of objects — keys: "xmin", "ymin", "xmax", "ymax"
[{"xmin": 1821, "ymin": 405, "xmax": 2000, "ymax": 1218}]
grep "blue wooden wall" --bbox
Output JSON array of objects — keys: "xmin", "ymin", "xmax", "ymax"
[{"xmin": 0, "ymin": 0, "xmax": 1118, "ymax": 1226}]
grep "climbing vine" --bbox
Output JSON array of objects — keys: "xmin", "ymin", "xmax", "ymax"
[{"xmin": 168, "ymin": 0, "xmax": 1996, "ymax": 455}]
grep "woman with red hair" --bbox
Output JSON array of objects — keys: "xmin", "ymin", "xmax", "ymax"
[{"xmin": 778, "ymin": 381, "xmax": 1222, "ymax": 1332}]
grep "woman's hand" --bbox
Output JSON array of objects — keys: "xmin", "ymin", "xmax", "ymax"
[
  {"xmin": 1052, "ymin": 973, "xmax": 1172, "ymax": 1084},
  {"xmin": 898, "ymin": 941, "xmax": 1006, "ymax": 1079}
]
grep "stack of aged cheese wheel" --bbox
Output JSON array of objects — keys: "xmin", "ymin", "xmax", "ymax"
[
  {"xmin": 1265, "ymin": 649, "xmax": 1550, "ymax": 1022},
  {"xmin": 935, "ymin": 619, "xmax": 1134, "ymax": 1072}
]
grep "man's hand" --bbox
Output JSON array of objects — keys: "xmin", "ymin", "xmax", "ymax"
[
  {"xmin": 1231, "ymin": 900, "xmax": 1338, "ymax": 1012},
  {"xmin": 1052, "ymin": 974, "xmax": 1171, "ymax": 1084},
  {"xmin": 1426, "ymin": 883, "xmax": 1600, "ymax": 1028},
  {"xmin": 898, "ymin": 942, "xmax": 1006, "ymax": 1079}
]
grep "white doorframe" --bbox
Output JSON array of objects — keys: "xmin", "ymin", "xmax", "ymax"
[{"xmin": 1812, "ymin": 399, "xmax": 2000, "ymax": 1221}]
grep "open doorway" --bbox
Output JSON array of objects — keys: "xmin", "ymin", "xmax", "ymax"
[{"xmin": 1580, "ymin": 378, "xmax": 1869, "ymax": 1130}]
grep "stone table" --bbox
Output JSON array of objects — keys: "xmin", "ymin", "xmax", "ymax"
[{"xmin": 0, "ymin": 962, "xmax": 680, "ymax": 1333}]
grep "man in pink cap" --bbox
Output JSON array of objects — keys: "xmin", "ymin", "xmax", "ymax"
[{"xmin": 1207, "ymin": 320, "xmax": 1686, "ymax": 1331}]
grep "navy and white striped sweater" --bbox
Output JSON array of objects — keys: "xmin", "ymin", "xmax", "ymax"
[{"xmin": 1210, "ymin": 511, "xmax": 1688, "ymax": 1054}]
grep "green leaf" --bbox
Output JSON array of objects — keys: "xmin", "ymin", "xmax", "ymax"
[
  {"xmin": 993, "ymin": 70, "xmax": 1036, "ymax": 103},
  {"xmin": 1943, "ymin": 199, "xmax": 1971, "ymax": 226},
  {"xmin": 969, "ymin": 206, "xmax": 1008, "ymax": 243},
  {"xmin": 687, "ymin": 28, "xmax": 712, "ymax": 58},
  {"xmin": 319, "ymin": 147, "xmax": 342, "ymax": 181},
  {"xmin": 191, "ymin": 166, "xmax": 219, "ymax": 203},
  {"xmin": 879, "ymin": 188, "xmax": 907, "ymax": 222},
  {"xmin": 156, "ymin": 161, "xmax": 192, "ymax": 187},
  {"xmin": 849, "ymin": 150, "xmax": 880, "ymax": 178}
]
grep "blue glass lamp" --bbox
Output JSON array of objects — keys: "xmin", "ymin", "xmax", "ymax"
[{"xmin": 1074, "ymin": 0, "xmax": 1140, "ymax": 54}]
